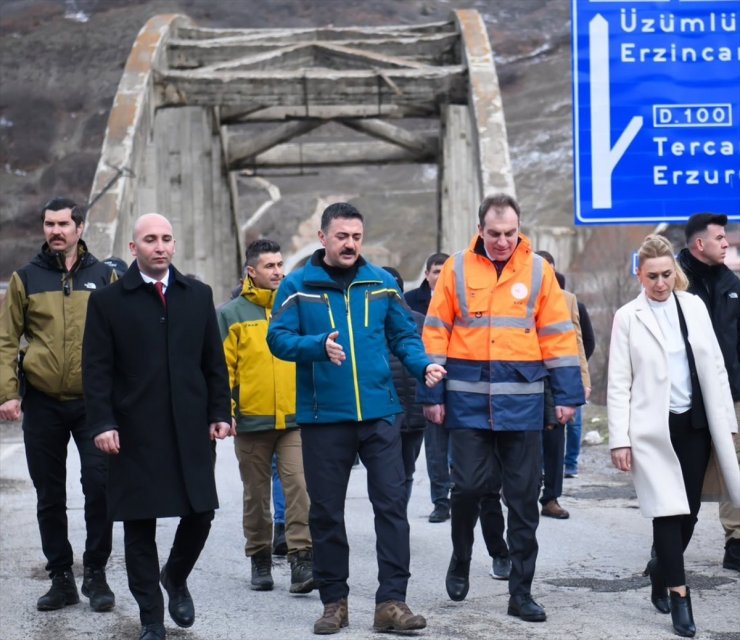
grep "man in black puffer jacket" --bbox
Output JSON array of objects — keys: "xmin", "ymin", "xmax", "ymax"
[
  {"xmin": 677, "ymin": 212, "xmax": 740, "ymax": 572},
  {"xmin": 384, "ymin": 267, "xmax": 427, "ymax": 503}
]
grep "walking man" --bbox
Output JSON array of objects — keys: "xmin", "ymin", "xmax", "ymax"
[
  {"xmin": 267, "ymin": 202, "xmax": 446, "ymax": 635},
  {"xmin": 420, "ymin": 193, "xmax": 584, "ymax": 620},
  {"xmin": 405, "ymin": 252, "xmax": 453, "ymax": 523},
  {"xmin": 218, "ymin": 238, "xmax": 313, "ymax": 594},
  {"xmin": 677, "ymin": 213, "xmax": 740, "ymax": 571},
  {"xmin": 0, "ymin": 197, "xmax": 116, "ymax": 612},
  {"xmin": 82, "ymin": 213, "xmax": 232, "ymax": 640}
]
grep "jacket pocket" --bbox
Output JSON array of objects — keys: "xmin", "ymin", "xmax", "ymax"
[
  {"xmin": 505, "ymin": 361, "xmax": 549, "ymax": 383},
  {"xmin": 445, "ymin": 360, "xmax": 483, "ymax": 382}
]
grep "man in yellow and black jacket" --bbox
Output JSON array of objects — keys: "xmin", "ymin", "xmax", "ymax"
[
  {"xmin": 217, "ymin": 239, "xmax": 313, "ymax": 596},
  {"xmin": 0, "ymin": 197, "xmax": 117, "ymax": 613}
]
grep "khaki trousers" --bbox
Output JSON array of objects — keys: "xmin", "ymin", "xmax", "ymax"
[
  {"xmin": 234, "ymin": 429, "xmax": 311, "ymax": 556},
  {"xmin": 718, "ymin": 403, "xmax": 740, "ymax": 543}
]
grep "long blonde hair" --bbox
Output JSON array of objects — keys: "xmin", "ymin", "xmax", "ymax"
[{"xmin": 637, "ymin": 234, "xmax": 689, "ymax": 291}]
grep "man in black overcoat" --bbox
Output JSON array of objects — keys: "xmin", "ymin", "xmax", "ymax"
[{"xmin": 82, "ymin": 213, "xmax": 232, "ymax": 640}]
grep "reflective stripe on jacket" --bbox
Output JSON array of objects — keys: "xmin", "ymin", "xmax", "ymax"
[
  {"xmin": 419, "ymin": 233, "xmax": 585, "ymax": 431},
  {"xmin": 217, "ymin": 280, "xmax": 297, "ymax": 433}
]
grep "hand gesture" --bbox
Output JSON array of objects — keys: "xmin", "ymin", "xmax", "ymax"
[{"xmin": 325, "ymin": 331, "xmax": 346, "ymax": 366}]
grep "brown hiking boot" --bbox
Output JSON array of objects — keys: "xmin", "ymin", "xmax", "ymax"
[
  {"xmin": 313, "ymin": 598, "xmax": 348, "ymax": 635},
  {"xmin": 373, "ymin": 600, "xmax": 426, "ymax": 632}
]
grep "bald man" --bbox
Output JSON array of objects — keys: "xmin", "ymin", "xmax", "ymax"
[{"xmin": 82, "ymin": 213, "xmax": 232, "ymax": 640}]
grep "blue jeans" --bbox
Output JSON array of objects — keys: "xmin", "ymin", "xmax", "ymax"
[
  {"xmin": 564, "ymin": 407, "xmax": 582, "ymax": 474},
  {"xmin": 423, "ymin": 420, "xmax": 450, "ymax": 508},
  {"xmin": 272, "ymin": 455, "xmax": 285, "ymax": 524}
]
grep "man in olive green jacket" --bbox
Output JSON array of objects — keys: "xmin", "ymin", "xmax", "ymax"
[{"xmin": 0, "ymin": 198, "xmax": 116, "ymax": 612}]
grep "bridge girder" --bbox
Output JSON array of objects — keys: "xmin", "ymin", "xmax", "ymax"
[{"xmin": 86, "ymin": 10, "xmax": 514, "ymax": 301}]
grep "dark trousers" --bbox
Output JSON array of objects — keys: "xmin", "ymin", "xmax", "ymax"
[
  {"xmin": 540, "ymin": 424, "xmax": 565, "ymax": 505},
  {"xmin": 653, "ymin": 411, "xmax": 711, "ymax": 588},
  {"xmin": 123, "ymin": 510, "xmax": 214, "ymax": 625},
  {"xmin": 400, "ymin": 428, "xmax": 425, "ymax": 505},
  {"xmin": 449, "ymin": 429, "xmax": 541, "ymax": 598},
  {"xmin": 480, "ymin": 487, "xmax": 508, "ymax": 558},
  {"xmin": 424, "ymin": 419, "xmax": 450, "ymax": 508},
  {"xmin": 301, "ymin": 419, "xmax": 410, "ymax": 604},
  {"xmin": 21, "ymin": 384, "xmax": 112, "ymax": 575}
]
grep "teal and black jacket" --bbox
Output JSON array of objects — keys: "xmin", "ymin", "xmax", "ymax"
[{"xmin": 267, "ymin": 250, "xmax": 432, "ymax": 425}]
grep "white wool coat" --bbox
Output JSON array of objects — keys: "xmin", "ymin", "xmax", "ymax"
[{"xmin": 608, "ymin": 290, "xmax": 740, "ymax": 518}]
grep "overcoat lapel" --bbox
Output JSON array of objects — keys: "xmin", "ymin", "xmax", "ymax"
[{"xmin": 633, "ymin": 291, "xmax": 665, "ymax": 349}]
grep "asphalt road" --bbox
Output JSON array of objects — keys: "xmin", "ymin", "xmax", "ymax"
[{"xmin": 1, "ymin": 419, "xmax": 738, "ymax": 640}]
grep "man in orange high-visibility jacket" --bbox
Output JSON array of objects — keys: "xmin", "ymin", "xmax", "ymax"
[{"xmin": 419, "ymin": 193, "xmax": 585, "ymax": 622}]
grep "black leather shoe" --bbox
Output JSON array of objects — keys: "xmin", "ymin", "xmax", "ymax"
[
  {"xmin": 645, "ymin": 558, "xmax": 670, "ymax": 614},
  {"xmin": 670, "ymin": 588, "xmax": 696, "ymax": 637},
  {"xmin": 139, "ymin": 622, "xmax": 166, "ymax": 640},
  {"xmin": 160, "ymin": 566, "xmax": 194, "ymax": 628},
  {"xmin": 428, "ymin": 504, "xmax": 450, "ymax": 523},
  {"xmin": 723, "ymin": 539, "xmax": 740, "ymax": 572},
  {"xmin": 507, "ymin": 594, "xmax": 547, "ymax": 622},
  {"xmin": 445, "ymin": 554, "xmax": 470, "ymax": 602}
]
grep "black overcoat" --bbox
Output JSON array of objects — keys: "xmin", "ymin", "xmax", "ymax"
[{"xmin": 82, "ymin": 264, "xmax": 231, "ymax": 521}]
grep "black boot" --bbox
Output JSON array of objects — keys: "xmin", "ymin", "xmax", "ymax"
[
  {"xmin": 669, "ymin": 588, "xmax": 696, "ymax": 638},
  {"xmin": 250, "ymin": 550, "xmax": 274, "ymax": 591},
  {"xmin": 645, "ymin": 558, "xmax": 670, "ymax": 614},
  {"xmin": 81, "ymin": 566, "xmax": 115, "ymax": 612},
  {"xmin": 288, "ymin": 549, "xmax": 315, "ymax": 594},
  {"xmin": 37, "ymin": 570, "xmax": 79, "ymax": 611},
  {"xmin": 445, "ymin": 554, "xmax": 470, "ymax": 601},
  {"xmin": 272, "ymin": 523, "xmax": 287, "ymax": 556}
]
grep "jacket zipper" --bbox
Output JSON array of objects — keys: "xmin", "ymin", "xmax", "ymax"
[
  {"xmin": 345, "ymin": 285, "xmax": 362, "ymax": 421},
  {"xmin": 324, "ymin": 293, "xmax": 336, "ymax": 329}
]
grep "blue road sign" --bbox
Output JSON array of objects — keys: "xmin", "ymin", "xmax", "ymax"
[{"xmin": 571, "ymin": 0, "xmax": 740, "ymax": 225}]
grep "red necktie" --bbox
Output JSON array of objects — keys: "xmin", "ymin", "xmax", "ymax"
[{"xmin": 154, "ymin": 281, "xmax": 167, "ymax": 308}]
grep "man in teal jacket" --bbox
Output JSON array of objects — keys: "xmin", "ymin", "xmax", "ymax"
[{"xmin": 268, "ymin": 202, "xmax": 445, "ymax": 635}]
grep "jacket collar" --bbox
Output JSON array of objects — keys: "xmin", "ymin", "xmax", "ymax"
[
  {"xmin": 303, "ymin": 249, "xmax": 372, "ymax": 287},
  {"xmin": 468, "ymin": 233, "xmax": 531, "ymax": 274},
  {"xmin": 241, "ymin": 277, "xmax": 276, "ymax": 308},
  {"xmin": 678, "ymin": 247, "xmax": 728, "ymax": 280},
  {"xmin": 37, "ymin": 239, "xmax": 91, "ymax": 272},
  {"xmin": 121, "ymin": 263, "xmax": 190, "ymax": 291},
  {"xmin": 634, "ymin": 290, "xmax": 691, "ymax": 348}
]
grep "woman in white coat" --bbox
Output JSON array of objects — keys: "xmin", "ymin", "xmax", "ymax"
[{"xmin": 608, "ymin": 235, "xmax": 740, "ymax": 638}]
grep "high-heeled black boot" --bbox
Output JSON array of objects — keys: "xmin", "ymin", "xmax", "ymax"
[
  {"xmin": 669, "ymin": 588, "xmax": 696, "ymax": 638},
  {"xmin": 644, "ymin": 558, "xmax": 670, "ymax": 614}
]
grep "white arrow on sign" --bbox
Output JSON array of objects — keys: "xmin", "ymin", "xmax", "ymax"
[{"xmin": 589, "ymin": 14, "xmax": 643, "ymax": 209}]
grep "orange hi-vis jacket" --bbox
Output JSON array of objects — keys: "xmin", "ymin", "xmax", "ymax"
[{"xmin": 418, "ymin": 233, "xmax": 585, "ymax": 431}]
